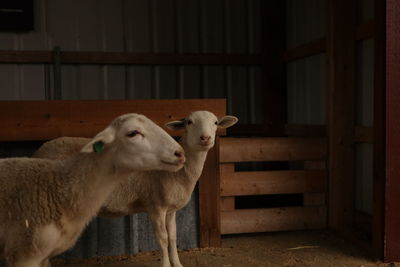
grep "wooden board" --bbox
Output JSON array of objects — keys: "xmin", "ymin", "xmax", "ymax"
[
  {"xmin": 219, "ymin": 137, "xmax": 327, "ymax": 163},
  {"xmin": 220, "ymin": 197, "xmax": 235, "ymax": 212},
  {"xmin": 384, "ymin": 0, "xmax": 400, "ymax": 261},
  {"xmin": 372, "ymin": 0, "xmax": 386, "ymax": 260},
  {"xmin": 199, "ymin": 137, "xmax": 221, "ymax": 247},
  {"xmin": 0, "ymin": 99, "xmax": 226, "ymax": 141},
  {"xmin": 283, "ymin": 38, "xmax": 326, "ymax": 62},
  {"xmin": 327, "ymin": 0, "xmax": 356, "ymax": 232},
  {"xmin": 0, "ymin": 51, "xmax": 263, "ymax": 65},
  {"xmin": 220, "ymin": 169, "xmax": 327, "ymax": 196},
  {"xmin": 304, "ymin": 193, "xmax": 326, "ymax": 206},
  {"xmin": 221, "ymin": 206, "xmax": 326, "ymax": 234}
]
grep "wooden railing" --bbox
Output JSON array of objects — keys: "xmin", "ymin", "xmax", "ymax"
[{"xmin": 219, "ymin": 137, "xmax": 328, "ymax": 235}]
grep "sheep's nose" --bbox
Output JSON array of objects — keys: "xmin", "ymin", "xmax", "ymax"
[
  {"xmin": 200, "ymin": 135, "xmax": 211, "ymax": 141},
  {"xmin": 174, "ymin": 150, "xmax": 184, "ymax": 159}
]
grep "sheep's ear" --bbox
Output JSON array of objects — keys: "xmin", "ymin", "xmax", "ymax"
[
  {"xmin": 80, "ymin": 127, "xmax": 116, "ymax": 153},
  {"xmin": 165, "ymin": 119, "xmax": 185, "ymax": 130},
  {"xmin": 218, "ymin": 115, "xmax": 238, "ymax": 129}
]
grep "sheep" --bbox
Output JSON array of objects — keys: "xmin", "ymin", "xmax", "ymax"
[
  {"xmin": 33, "ymin": 111, "xmax": 238, "ymax": 267},
  {"xmin": 0, "ymin": 113, "xmax": 185, "ymax": 267}
]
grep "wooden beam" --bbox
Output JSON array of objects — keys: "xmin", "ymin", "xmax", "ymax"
[
  {"xmin": 384, "ymin": 0, "xmax": 400, "ymax": 261},
  {"xmin": 0, "ymin": 99, "xmax": 226, "ymax": 141},
  {"xmin": 327, "ymin": 0, "xmax": 356, "ymax": 231},
  {"xmin": 220, "ymin": 170, "xmax": 327, "ymax": 196},
  {"xmin": 372, "ymin": 0, "xmax": 386, "ymax": 260},
  {"xmin": 221, "ymin": 206, "xmax": 326, "ymax": 234},
  {"xmin": 199, "ymin": 137, "xmax": 221, "ymax": 247},
  {"xmin": 0, "ymin": 51, "xmax": 264, "ymax": 65},
  {"xmin": 355, "ymin": 20, "xmax": 375, "ymax": 41},
  {"xmin": 219, "ymin": 137, "xmax": 327, "ymax": 163},
  {"xmin": 284, "ymin": 38, "xmax": 326, "ymax": 62}
]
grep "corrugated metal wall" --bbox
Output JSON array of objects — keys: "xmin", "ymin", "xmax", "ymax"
[
  {"xmin": 0, "ymin": 0, "xmax": 263, "ymax": 259},
  {"xmin": 0, "ymin": 0, "xmax": 264, "ymax": 124},
  {"xmin": 286, "ymin": 0, "xmax": 327, "ymax": 125}
]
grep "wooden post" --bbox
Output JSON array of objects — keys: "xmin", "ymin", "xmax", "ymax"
[
  {"xmin": 199, "ymin": 137, "xmax": 221, "ymax": 247},
  {"xmin": 327, "ymin": 0, "xmax": 356, "ymax": 231},
  {"xmin": 260, "ymin": 1, "xmax": 286, "ymax": 136},
  {"xmin": 372, "ymin": 0, "xmax": 386, "ymax": 260},
  {"xmin": 383, "ymin": 0, "xmax": 400, "ymax": 262}
]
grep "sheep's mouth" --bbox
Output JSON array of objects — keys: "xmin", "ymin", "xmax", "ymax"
[
  {"xmin": 199, "ymin": 142, "xmax": 213, "ymax": 148},
  {"xmin": 160, "ymin": 159, "xmax": 184, "ymax": 167}
]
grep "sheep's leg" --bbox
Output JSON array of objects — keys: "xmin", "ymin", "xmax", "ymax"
[
  {"xmin": 149, "ymin": 210, "xmax": 171, "ymax": 267},
  {"xmin": 166, "ymin": 212, "xmax": 182, "ymax": 267}
]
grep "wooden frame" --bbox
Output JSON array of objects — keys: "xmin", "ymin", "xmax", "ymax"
[
  {"xmin": 327, "ymin": 0, "xmax": 356, "ymax": 238},
  {"xmin": 0, "ymin": 99, "xmax": 226, "ymax": 248},
  {"xmin": 0, "ymin": 51, "xmax": 263, "ymax": 65},
  {"xmin": 382, "ymin": 0, "xmax": 400, "ymax": 261}
]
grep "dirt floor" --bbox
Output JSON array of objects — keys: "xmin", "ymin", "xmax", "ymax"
[{"xmin": 52, "ymin": 230, "xmax": 399, "ymax": 267}]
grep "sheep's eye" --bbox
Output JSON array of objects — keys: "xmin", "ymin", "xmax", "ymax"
[
  {"xmin": 127, "ymin": 130, "xmax": 140, "ymax": 137},
  {"xmin": 214, "ymin": 121, "xmax": 218, "ymax": 125},
  {"xmin": 187, "ymin": 120, "xmax": 193, "ymax": 125}
]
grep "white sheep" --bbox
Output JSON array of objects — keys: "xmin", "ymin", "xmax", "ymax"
[
  {"xmin": 0, "ymin": 113, "xmax": 185, "ymax": 267},
  {"xmin": 33, "ymin": 111, "xmax": 238, "ymax": 267}
]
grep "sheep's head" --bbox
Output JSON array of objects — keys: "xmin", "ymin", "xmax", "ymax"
[
  {"xmin": 166, "ymin": 111, "xmax": 238, "ymax": 151},
  {"xmin": 81, "ymin": 113, "xmax": 185, "ymax": 172}
]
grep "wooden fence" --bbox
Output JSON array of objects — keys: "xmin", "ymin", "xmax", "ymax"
[{"xmin": 219, "ymin": 137, "xmax": 328, "ymax": 235}]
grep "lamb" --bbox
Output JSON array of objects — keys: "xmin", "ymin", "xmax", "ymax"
[
  {"xmin": 33, "ymin": 111, "xmax": 238, "ymax": 267},
  {"xmin": 0, "ymin": 113, "xmax": 185, "ymax": 267}
]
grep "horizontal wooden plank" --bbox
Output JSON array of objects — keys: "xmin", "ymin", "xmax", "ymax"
[
  {"xmin": 220, "ymin": 170, "xmax": 327, "ymax": 196},
  {"xmin": 227, "ymin": 123, "xmax": 283, "ymax": 137},
  {"xmin": 284, "ymin": 124, "xmax": 326, "ymax": 137},
  {"xmin": 354, "ymin": 126, "xmax": 373, "ymax": 143},
  {"xmin": 304, "ymin": 160, "xmax": 326, "ymax": 170},
  {"xmin": 303, "ymin": 193, "xmax": 326, "ymax": 206},
  {"xmin": 219, "ymin": 137, "xmax": 327, "ymax": 163},
  {"xmin": 221, "ymin": 206, "xmax": 326, "ymax": 234},
  {"xmin": 220, "ymin": 197, "xmax": 235, "ymax": 211},
  {"xmin": 355, "ymin": 19, "xmax": 374, "ymax": 41},
  {"xmin": 0, "ymin": 50, "xmax": 264, "ymax": 65},
  {"xmin": 283, "ymin": 38, "xmax": 326, "ymax": 62},
  {"xmin": 0, "ymin": 99, "xmax": 226, "ymax": 141}
]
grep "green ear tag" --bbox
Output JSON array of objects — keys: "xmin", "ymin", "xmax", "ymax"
[{"xmin": 93, "ymin": 141, "xmax": 105, "ymax": 154}]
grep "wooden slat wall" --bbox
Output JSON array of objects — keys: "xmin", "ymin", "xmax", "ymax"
[
  {"xmin": 219, "ymin": 137, "xmax": 327, "ymax": 163},
  {"xmin": 219, "ymin": 137, "xmax": 327, "ymax": 236},
  {"xmin": 221, "ymin": 206, "xmax": 326, "ymax": 235},
  {"xmin": 0, "ymin": 99, "xmax": 226, "ymax": 141}
]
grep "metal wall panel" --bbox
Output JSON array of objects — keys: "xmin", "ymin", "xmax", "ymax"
[
  {"xmin": 286, "ymin": 0, "xmax": 327, "ymax": 126},
  {"xmin": 286, "ymin": 0, "xmax": 327, "ymax": 49},
  {"xmin": 357, "ymin": 0, "xmax": 374, "ymax": 23},
  {"xmin": 355, "ymin": 39, "xmax": 374, "ymax": 127},
  {"xmin": 287, "ymin": 54, "xmax": 326, "ymax": 125}
]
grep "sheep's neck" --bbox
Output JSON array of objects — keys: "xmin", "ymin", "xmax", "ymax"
[
  {"xmin": 62, "ymin": 154, "xmax": 127, "ymax": 223},
  {"xmin": 180, "ymin": 138, "xmax": 209, "ymax": 186}
]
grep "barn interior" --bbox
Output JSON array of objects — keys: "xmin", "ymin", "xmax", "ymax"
[{"xmin": 0, "ymin": 0, "xmax": 397, "ymax": 265}]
